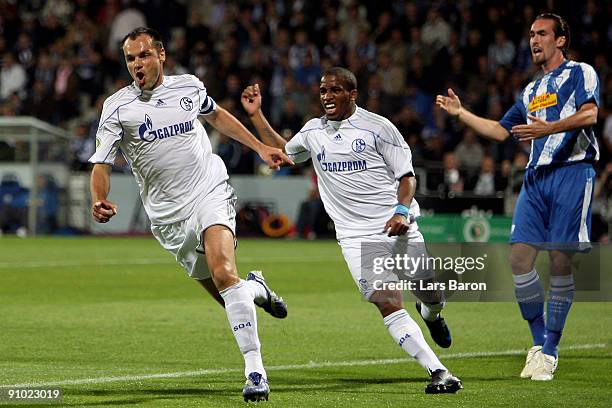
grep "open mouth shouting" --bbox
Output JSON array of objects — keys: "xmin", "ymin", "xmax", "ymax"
[
  {"xmin": 324, "ymin": 101, "xmax": 337, "ymax": 116},
  {"xmin": 136, "ymin": 71, "xmax": 146, "ymax": 87}
]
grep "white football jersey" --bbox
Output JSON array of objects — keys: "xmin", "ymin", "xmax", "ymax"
[
  {"xmin": 89, "ymin": 74, "xmax": 228, "ymax": 225},
  {"xmin": 285, "ymin": 106, "xmax": 421, "ymax": 239}
]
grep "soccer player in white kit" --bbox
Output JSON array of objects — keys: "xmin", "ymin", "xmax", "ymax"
[
  {"xmin": 242, "ymin": 67, "xmax": 462, "ymax": 393},
  {"xmin": 89, "ymin": 27, "xmax": 293, "ymax": 402}
]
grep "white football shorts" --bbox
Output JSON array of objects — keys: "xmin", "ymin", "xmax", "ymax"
[
  {"xmin": 339, "ymin": 226, "xmax": 432, "ymax": 300},
  {"xmin": 151, "ymin": 181, "xmax": 237, "ymax": 280}
]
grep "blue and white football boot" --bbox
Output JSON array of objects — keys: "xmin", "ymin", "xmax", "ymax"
[
  {"xmin": 243, "ymin": 372, "xmax": 270, "ymax": 402},
  {"xmin": 247, "ymin": 270, "xmax": 288, "ymax": 319}
]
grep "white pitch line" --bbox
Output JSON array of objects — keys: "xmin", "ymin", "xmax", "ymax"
[
  {"xmin": 1, "ymin": 343, "xmax": 606, "ymax": 389},
  {"xmin": 0, "ymin": 256, "xmax": 342, "ymax": 269}
]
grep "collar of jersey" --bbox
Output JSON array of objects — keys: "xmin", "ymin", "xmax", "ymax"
[
  {"xmin": 542, "ymin": 59, "xmax": 570, "ymax": 78},
  {"xmin": 326, "ymin": 106, "xmax": 359, "ymax": 130},
  {"xmin": 132, "ymin": 75, "xmax": 168, "ymax": 94}
]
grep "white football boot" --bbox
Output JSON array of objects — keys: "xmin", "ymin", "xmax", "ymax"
[
  {"xmin": 520, "ymin": 345, "xmax": 542, "ymax": 379},
  {"xmin": 531, "ymin": 353, "xmax": 558, "ymax": 381}
]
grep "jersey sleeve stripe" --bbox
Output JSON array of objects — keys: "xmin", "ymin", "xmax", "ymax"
[{"xmin": 199, "ymin": 95, "xmax": 217, "ymax": 115}]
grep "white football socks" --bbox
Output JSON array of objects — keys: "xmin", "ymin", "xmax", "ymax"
[
  {"xmin": 219, "ymin": 280, "xmax": 266, "ymax": 379},
  {"xmin": 384, "ymin": 309, "xmax": 446, "ymax": 373}
]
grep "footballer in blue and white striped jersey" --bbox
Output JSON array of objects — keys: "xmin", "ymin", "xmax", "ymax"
[
  {"xmin": 90, "ymin": 74, "xmax": 228, "ymax": 225},
  {"xmin": 437, "ymin": 14, "xmax": 600, "ymax": 379},
  {"xmin": 499, "ymin": 60, "xmax": 600, "ymax": 168}
]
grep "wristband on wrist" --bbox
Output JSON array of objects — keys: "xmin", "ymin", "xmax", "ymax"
[{"xmin": 394, "ymin": 204, "xmax": 411, "ymax": 218}]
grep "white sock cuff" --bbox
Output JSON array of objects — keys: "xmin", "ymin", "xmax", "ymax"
[
  {"xmin": 383, "ymin": 309, "xmax": 409, "ymax": 327},
  {"xmin": 550, "ymin": 274, "xmax": 575, "ymax": 291},
  {"xmin": 513, "ymin": 268, "xmax": 539, "ymax": 286},
  {"xmin": 219, "ymin": 279, "xmax": 246, "ymax": 299}
]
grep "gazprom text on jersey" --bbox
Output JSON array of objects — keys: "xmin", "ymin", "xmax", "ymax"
[
  {"xmin": 139, "ymin": 119, "xmax": 194, "ymax": 142},
  {"xmin": 321, "ymin": 159, "xmax": 367, "ymax": 172}
]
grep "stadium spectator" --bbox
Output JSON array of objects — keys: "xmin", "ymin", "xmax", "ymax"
[
  {"xmin": 69, "ymin": 122, "xmax": 96, "ymax": 171},
  {"xmin": 488, "ymin": 29, "xmax": 516, "ymax": 71},
  {"xmin": 339, "ymin": 3, "xmax": 370, "ymax": 50},
  {"xmin": 321, "ymin": 28, "xmax": 347, "ymax": 67},
  {"xmin": 52, "ymin": 57, "xmax": 80, "ymax": 123},
  {"xmin": 22, "ymin": 80, "xmax": 54, "ymax": 123},
  {"xmin": 13, "ymin": 32, "xmax": 35, "ymax": 71},
  {"xmin": 378, "ymin": 28, "xmax": 408, "ymax": 67},
  {"xmin": 32, "ymin": 52, "xmax": 56, "ymax": 92},
  {"xmin": 421, "ymin": 7, "xmax": 451, "ymax": 58},
  {"xmin": 455, "ymin": 129, "xmax": 485, "ymax": 170},
  {"xmin": 441, "ymin": 152, "xmax": 464, "ymax": 194},
  {"xmin": 106, "ymin": 2, "xmax": 146, "ymax": 56},
  {"xmin": 288, "ymin": 30, "xmax": 319, "ymax": 72},
  {"xmin": 471, "ymin": 155, "xmax": 507, "ymax": 195},
  {"xmin": 0, "ymin": 52, "xmax": 27, "ymax": 101}
]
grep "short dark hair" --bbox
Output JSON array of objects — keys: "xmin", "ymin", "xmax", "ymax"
[
  {"xmin": 534, "ymin": 13, "xmax": 570, "ymax": 57},
  {"xmin": 321, "ymin": 67, "xmax": 357, "ymax": 91},
  {"xmin": 121, "ymin": 27, "xmax": 164, "ymax": 51}
]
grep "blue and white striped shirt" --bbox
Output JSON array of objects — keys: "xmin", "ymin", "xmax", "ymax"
[{"xmin": 499, "ymin": 60, "xmax": 600, "ymax": 169}]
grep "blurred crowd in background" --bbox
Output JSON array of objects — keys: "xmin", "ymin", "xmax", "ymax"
[{"xmin": 1, "ymin": 0, "xmax": 612, "ymax": 235}]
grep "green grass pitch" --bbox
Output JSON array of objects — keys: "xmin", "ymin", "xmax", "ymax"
[{"xmin": 0, "ymin": 237, "xmax": 610, "ymax": 407}]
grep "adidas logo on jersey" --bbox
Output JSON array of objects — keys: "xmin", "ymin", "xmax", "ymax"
[
  {"xmin": 155, "ymin": 99, "xmax": 166, "ymax": 107},
  {"xmin": 333, "ymin": 134, "xmax": 342, "ymax": 141}
]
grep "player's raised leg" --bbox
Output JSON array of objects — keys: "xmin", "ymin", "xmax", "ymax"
[
  {"xmin": 197, "ymin": 271, "xmax": 288, "ymax": 319},
  {"xmin": 203, "ymin": 225, "xmax": 269, "ymax": 402},
  {"xmin": 371, "ymin": 290, "xmax": 462, "ymax": 394}
]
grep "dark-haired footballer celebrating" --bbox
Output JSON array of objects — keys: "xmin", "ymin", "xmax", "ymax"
[
  {"xmin": 89, "ymin": 27, "xmax": 293, "ymax": 402},
  {"xmin": 242, "ymin": 67, "xmax": 462, "ymax": 394}
]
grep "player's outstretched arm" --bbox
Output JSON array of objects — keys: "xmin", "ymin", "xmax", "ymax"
[
  {"xmin": 436, "ymin": 88, "xmax": 510, "ymax": 142},
  {"xmin": 204, "ymin": 106, "xmax": 293, "ymax": 170},
  {"xmin": 511, "ymin": 102, "xmax": 598, "ymax": 141},
  {"xmin": 90, "ymin": 163, "xmax": 118, "ymax": 223},
  {"xmin": 241, "ymin": 84, "xmax": 288, "ymax": 150}
]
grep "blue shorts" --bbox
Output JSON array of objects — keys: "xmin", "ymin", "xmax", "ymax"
[{"xmin": 510, "ymin": 162, "xmax": 596, "ymax": 251}]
